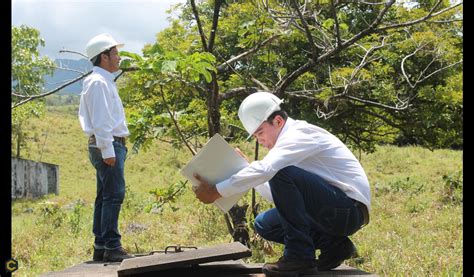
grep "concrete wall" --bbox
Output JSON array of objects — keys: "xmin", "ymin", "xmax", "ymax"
[{"xmin": 11, "ymin": 157, "xmax": 59, "ymax": 199}]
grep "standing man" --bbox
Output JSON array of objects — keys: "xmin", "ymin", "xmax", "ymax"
[
  {"xmin": 193, "ymin": 91, "xmax": 370, "ymax": 276},
  {"xmin": 79, "ymin": 33, "xmax": 133, "ymax": 262}
]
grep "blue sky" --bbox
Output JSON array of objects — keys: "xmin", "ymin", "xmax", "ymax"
[{"xmin": 12, "ymin": 0, "xmax": 186, "ymax": 60}]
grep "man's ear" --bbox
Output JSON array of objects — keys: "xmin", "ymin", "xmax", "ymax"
[{"xmin": 275, "ymin": 115, "xmax": 284, "ymax": 127}]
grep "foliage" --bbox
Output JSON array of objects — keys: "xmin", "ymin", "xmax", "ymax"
[
  {"xmin": 11, "ymin": 101, "xmax": 45, "ymax": 157},
  {"xmin": 375, "ymin": 176, "xmax": 425, "ymax": 196},
  {"xmin": 120, "ymin": 48, "xmax": 216, "ymax": 154},
  {"xmin": 440, "ymin": 169, "xmax": 463, "ymax": 205},
  {"xmin": 11, "ymin": 25, "xmax": 54, "ymax": 157},
  {"xmin": 12, "ymin": 25, "xmax": 55, "ymax": 97},
  {"xmin": 145, "ymin": 180, "xmax": 188, "ymax": 214},
  {"xmin": 36, "ymin": 201, "xmax": 65, "ymax": 229},
  {"xmin": 67, "ymin": 200, "xmax": 85, "ymax": 236},
  {"xmin": 116, "ymin": 1, "xmax": 462, "ymax": 157}
]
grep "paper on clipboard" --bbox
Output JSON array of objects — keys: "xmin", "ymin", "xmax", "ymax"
[{"xmin": 180, "ymin": 134, "xmax": 249, "ymax": 213}]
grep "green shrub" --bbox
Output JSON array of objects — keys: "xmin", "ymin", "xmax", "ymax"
[
  {"xmin": 36, "ymin": 201, "xmax": 65, "ymax": 229},
  {"xmin": 440, "ymin": 170, "xmax": 463, "ymax": 205},
  {"xmin": 67, "ymin": 200, "xmax": 85, "ymax": 236}
]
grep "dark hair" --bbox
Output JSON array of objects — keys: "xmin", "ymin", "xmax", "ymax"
[
  {"xmin": 92, "ymin": 47, "xmax": 114, "ymax": 66},
  {"xmin": 266, "ymin": 110, "xmax": 288, "ymax": 123}
]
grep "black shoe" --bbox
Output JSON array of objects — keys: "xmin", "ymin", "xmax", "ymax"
[
  {"xmin": 103, "ymin": 247, "xmax": 134, "ymax": 262},
  {"xmin": 317, "ymin": 238, "xmax": 357, "ymax": 271},
  {"xmin": 92, "ymin": 248, "xmax": 104, "ymax": 262},
  {"xmin": 262, "ymin": 256, "xmax": 317, "ymax": 276}
]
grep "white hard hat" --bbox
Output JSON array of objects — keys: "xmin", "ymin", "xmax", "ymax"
[
  {"xmin": 238, "ymin": 91, "xmax": 283, "ymax": 138},
  {"xmin": 85, "ymin": 33, "xmax": 124, "ymax": 60}
]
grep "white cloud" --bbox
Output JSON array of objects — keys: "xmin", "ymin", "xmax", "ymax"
[{"xmin": 12, "ymin": 0, "xmax": 186, "ymax": 60}]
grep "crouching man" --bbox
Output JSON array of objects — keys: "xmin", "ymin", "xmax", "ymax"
[{"xmin": 192, "ymin": 91, "xmax": 370, "ymax": 276}]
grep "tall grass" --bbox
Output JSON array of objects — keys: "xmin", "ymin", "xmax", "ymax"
[{"xmin": 12, "ymin": 106, "xmax": 462, "ymax": 276}]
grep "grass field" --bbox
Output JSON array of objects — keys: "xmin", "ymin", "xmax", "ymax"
[{"xmin": 11, "ymin": 105, "xmax": 463, "ymax": 276}]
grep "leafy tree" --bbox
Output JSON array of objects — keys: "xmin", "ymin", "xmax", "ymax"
[{"xmin": 11, "ymin": 25, "xmax": 54, "ymax": 157}]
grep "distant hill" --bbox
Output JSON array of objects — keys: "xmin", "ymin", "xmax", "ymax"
[{"xmin": 43, "ymin": 58, "xmax": 92, "ymax": 95}]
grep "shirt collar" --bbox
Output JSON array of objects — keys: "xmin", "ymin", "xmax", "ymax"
[{"xmin": 93, "ymin": 66, "xmax": 116, "ymax": 82}]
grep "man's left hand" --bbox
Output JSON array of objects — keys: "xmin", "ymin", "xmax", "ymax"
[{"xmin": 193, "ymin": 174, "xmax": 222, "ymax": 204}]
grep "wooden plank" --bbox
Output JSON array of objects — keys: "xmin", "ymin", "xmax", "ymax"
[
  {"xmin": 122, "ymin": 261, "xmax": 262, "ymax": 277},
  {"xmin": 40, "ymin": 261, "xmax": 120, "ymax": 277},
  {"xmin": 42, "ymin": 260, "xmax": 376, "ymax": 277},
  {"xmin": 117, "ymin": 242, "xmax": 252, "ymax": 276}
]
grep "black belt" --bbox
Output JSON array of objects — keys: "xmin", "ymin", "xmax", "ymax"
[
  {"xmin": 354, "ymin": 200, "xmax": 370, "ymax": 227},
  {"xmin": 89, "ymin": 135, "xmax": 126, "ymax": 145}
]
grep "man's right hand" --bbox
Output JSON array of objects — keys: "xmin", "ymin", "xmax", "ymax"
[{"xmin": 103, "ymin": 157, "xmax": 116, "ymax": 166}]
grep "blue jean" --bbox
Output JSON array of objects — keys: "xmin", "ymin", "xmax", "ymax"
[
  {"xmin": 254, "ymin": 166, "xmax": 365, "ymax": 260},
  {"xmin": 88, "ymin": 141, "xmax": 127, "ymax": 250}
]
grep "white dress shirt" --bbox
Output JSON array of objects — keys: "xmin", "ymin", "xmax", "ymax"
[
  {"xmin": 78, "ymin": 66, "xmax": 129, "ymax": 159},
  {"xmin": 216, "ymin": 117, "xmax": 371, "ymax": 211}
]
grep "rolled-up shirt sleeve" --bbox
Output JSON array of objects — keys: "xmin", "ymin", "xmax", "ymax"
[{"xmin": 84, "ymin": 81, "xmax": 115, "ymax": 158}]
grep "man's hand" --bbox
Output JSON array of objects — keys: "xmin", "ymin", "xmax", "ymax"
[
  {"xmin": 192, "ymin": 174, "xmax": 222, "ymax": 204},
  {"xmin": 103, "ymin": 157, "xmax": 116, "ymax": 166}
]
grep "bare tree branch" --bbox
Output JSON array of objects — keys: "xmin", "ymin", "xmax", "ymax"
[
  {"xmin": 250, "ymin": 76, "xmax": 270, "ymax": 91},
  {"xmin": 114, "ymin": 66, "xmax": 139, "ymax": 82},
  {"xmin": 340, "ymin": 0, "xmax": 395, "ymax": 48},
  {"xmin": 290, "ymin": 0, "xmax": 319, "ymax": 58},
  {"xmin": 217, "ymin": 35, "xmax": 281, "ymax": 73},
  {"xmin": 218, "ymin": 87, "xmax": 260, "ymax": 102},
  {"xmin": 159, "ymin": 84, "xmax": 196, "ymax": 155},
  {"xmin": 400, "ymin": 35, "xmax": 463, "ymax": 89},
  {"xmin": 59, "ymin": 49, "xmax": 88, "ymax": 59},
  {"xmin": 12, "ymin": 71, "xmax": 92, "ymax": 109},
  {"xmin": 207, "ymin": 0, "xmax": 224, "ymax": 52},
  {"xmin": 375, "ymin": 1, "xmax": 462, "ymax": 32},
  {"xmin": 330, "ymin": 0, "xmax": 342, "ymax": 47},
  {"xmin": 190, "ymin": 0, "xmax": 208, "ymax": 52},
  {"xmin": 417, "ymin": 59, "xmax": 462, "ymax": 83},
  {"xmin": 339, "ymin": 37, "xmax": 386, "ymax": 95},
  {"xmin": 275, "ymin": 0, "xmax": 396, "ymax": 95},
  {"xmin": 335, "ymin": 93, "xmax": 410, "ymax": 111}
]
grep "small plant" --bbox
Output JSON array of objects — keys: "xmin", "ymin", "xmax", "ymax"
[
  {"xmin": 196, "ymin": 203, "xmax": 228, "ymax": 240},
  {"xmin": 123, "ymin": 185, "xmax": 145, "ymax": 216},
  {"xmin": 375, "ymin": 177, "xmax": 424, "ymax": 196},
  {"xmin": 440, "ymin": 170, "xmax": 463, "ymax": 205},
  {"xmin": 145, "ymin": 180, "xmax": 187, "ymax": 214},
  {"xmin": 68, "ymin": 200, "xmax": 85, "ymax": 236},
  {"xmin": 36, "ymin": 201, "xmax": 65, "ymax": 229}
]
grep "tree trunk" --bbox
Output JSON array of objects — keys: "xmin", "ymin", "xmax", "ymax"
[
  {"xmin": 207, "ymin": 73, "xmax": 221, "ymax": 137},
  {"xmin": 206, "ymin": 72, "xmax": 251, "ymax": 247},
  {"xmin": 16, "ymin": 131, "xmax": 21, "ymax": 158}
]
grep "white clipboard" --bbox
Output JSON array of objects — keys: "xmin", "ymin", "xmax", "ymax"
[{"xmin": 180, "ymin": 134, "xmax": 249, "ymax": 213}]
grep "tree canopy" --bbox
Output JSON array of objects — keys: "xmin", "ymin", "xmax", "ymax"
[
  {"xmin": 119, "ymin": 0, "xmax": 462, "ymax": 153},
  {"xmin": 11, "ymin": 25, "xmax": 55, "ymax": 157}
]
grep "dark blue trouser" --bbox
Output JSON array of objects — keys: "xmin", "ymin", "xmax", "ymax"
[
  {"xmin": 88, "ymin": 141, "xmax": 127, "ymax": 250},
  {"xmin": 254, "ymin": 166, "xmax": 364, "ymax": 260}
]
